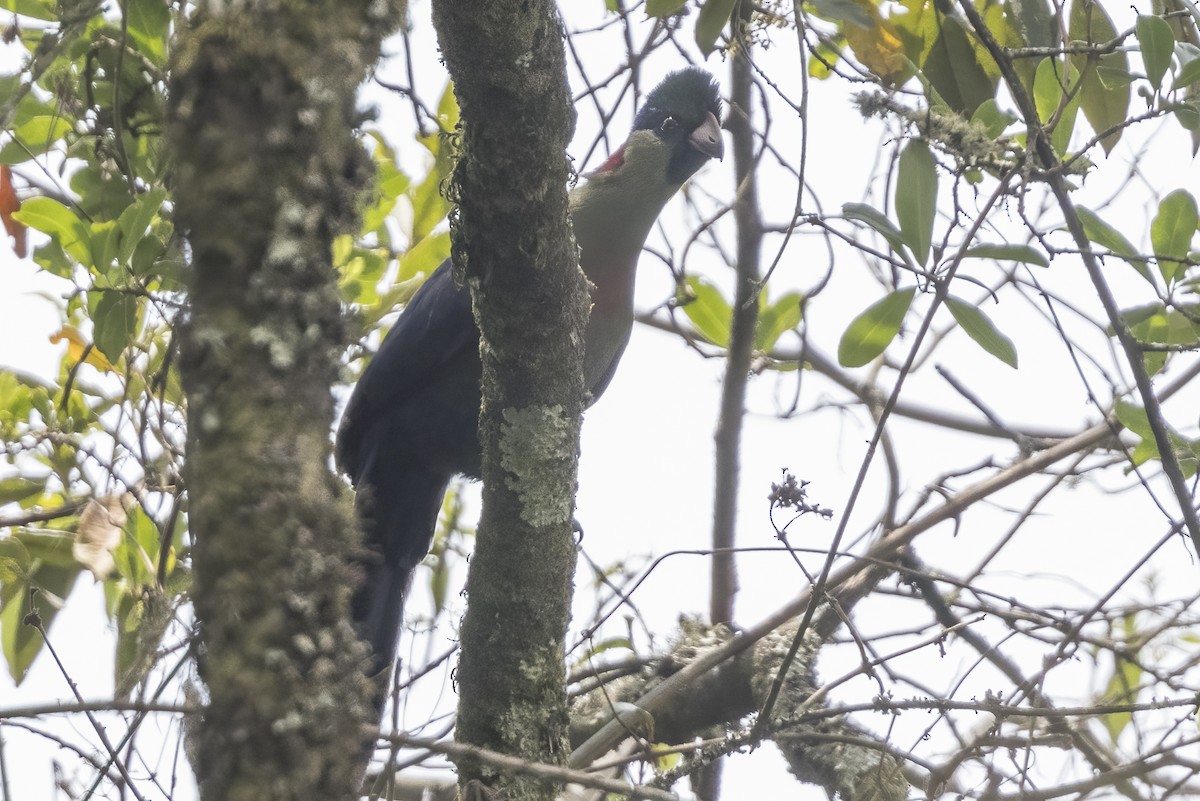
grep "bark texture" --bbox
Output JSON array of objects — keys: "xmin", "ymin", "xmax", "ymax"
[
  {"xmin": 167, "ymin": 0, "xmax": 402, "ymax": 797},
  {"xmin": 429, "ymin": 3, "xmax": 587, "ymax": 800},
  {"xmin": 569, "ymin": 622, "xmax": 907, "ymax": 801},
  {"xmin": 710, "ymin": 0, "xmax": 763, "ymax": 629}
]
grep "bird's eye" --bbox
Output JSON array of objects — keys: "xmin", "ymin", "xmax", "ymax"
[{"xmin": 660, "ymin": 116, "xmax": 679, "ymax": 134}]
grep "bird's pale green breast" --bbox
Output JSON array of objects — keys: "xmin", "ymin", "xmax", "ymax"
[
  {"xmin": 569, "ymin": 130, "xmax": 689, "ymax": 398},
  {"xmin": 570, "ymin": 130, "xmax": 684, "ymax": 252}
]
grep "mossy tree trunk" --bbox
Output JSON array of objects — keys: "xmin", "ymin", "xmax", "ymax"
[
  {"xmin": 167, "ymin": 1, "xmax": 402, "ymax": 798},
  {"xmin": 430, "ymin": 3, "xmax": 588, "ymax": 800}
]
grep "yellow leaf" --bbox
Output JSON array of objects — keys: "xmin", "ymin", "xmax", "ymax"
[
  {"xmin": 50, "ymin": 326, "xmax": 115, "ymax": 372},
  {"xmin": 844, "ymin": 11, "xmax": 908, "ymax": 83}
]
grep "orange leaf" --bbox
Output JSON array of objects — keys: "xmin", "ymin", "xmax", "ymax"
[{"xmin": 0, "ymin": 165, "xmax": 26, "ymax": 258}]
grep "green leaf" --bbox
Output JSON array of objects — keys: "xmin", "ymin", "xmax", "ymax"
[
  {"xmin": 412, "ymin": 83, "xmax": 458, "ymax": 240},
  {"xmin": 0, "ymin": 115, "xmax": 73, "ymax": 163},
  {"xmin": 71, "ymin": 165, "xmax": 135, "ymax": 220},
  {"xmin": 1, "ymin": 560, "xmax": 81, "ymax": 684},
  {"xmin": 964, "ymin": 243, "xmax": 1049, "ymax": 266},
  {"xmin": 12, "ymin": 197, "xmax": 91, "ymax": 266},
  {"xmin": 130, "ymin": 506, "xmax": 162, "ymax": 566},
  {"xmin": 0, "ymin": 0, "xmax": 56, "ymax": 22},
  {"xmin": 945, "ymin": 296, "xmax": 1019, "ymax": 367},
  {"xmin": 1175, "ymin": 47, "xmax": 1200, "ymax": 86},
  {"xmin": 895, "ymin": 140, "xmax": 938, "ymax": 267},
  {"xmin": 365, "ymin": 275, "xmax": 425, "ymax": 327},
  {"xmin": 0, "ymin": 476, "xmax": 45, "ymax": 505},
  {"xmin": 15, "ymin": 530, "xmax": 78, "ymax": 569},
  {"xmin": 920, "ymin": 14, "xmax": 996, "ymax": 116},
  {"xmin": 1130, "ymin": 437, "xmax": 1160, "ymax": 466},
  {"xmin": 332, "ymin": 234, "xmax": 354, "ymax": 268},
  {"xmin": 646, "ymin": 0, "xmax": 686, "ymax": 16},
  {"xmin": 837, "ymin": 287, "xmax": 916, "ymax": 367},
  {"xmin": 970, "ymin": 99, "xmax": 1018, "ymax": 138},
  {"xmin": 1128, "ymin": 304, "xmax": 1199, "ymax": 341},
  {"xmin": 338, "ymin": 249, "xmax": 388, "ymax": 305},
  {"xmin": 397, "ymin": 231, "xmax": 451, "ymax": 284},
  {"xmin": 682, "ymin": 276, "xmax": 732, "ymax": 347},
  {"xmin": 756, "ymin": 292, "xmax": 804, "ymax": 351},
  {"xmin": 1114, "ymin": 301, "xmax": 1164, "ymax": 331},
  {"xmin": 842, "ymin": 202, "xmax": 909, "ymax": 257},
  {"xmin": 117, "ymin": 188, "xmax": 167, "ymax": 269},
  {"xmin": 111, "ymin": 506, "xmax": 158, "ymax": 586},
  {"xmin": 359, "ymin": 194, "xmax": 397, "ymax": 239},
  {"xmin": 1175, "ymin": 98, "xmax": 1200, "ymax": 131},
  {"xmin": 380, "ymin": 169, "xmax": 410, "ymax": 202},
  {"xmin": 1033, "ymin": 57, "xmax": 1082, "ymax": 155},
  {"xmin": 1137, "ymin": 15, "xmax": 1175, "ymax": 91},
  {"xmin": 1007, "ymin": 0, "xmax": 1056, "ymax": 49},
  {"xmin": 695, "ymin": 0, "xmax": 736, "ymax": 55},
  {"xmin": 89, "ymin": 220, "xmax": 119, "ymax": 275},
  {"xmin": 409, "ymin": 170, "xmax": 448, "ymax": 245},
  {"xmin": 0, "ymin": 370, "xmax": 35, "ymax": 423},
  {"xmin": 909, "ymin": 59, "xmax": 953, "ymax": 112},
  {"xmin": 1075, "ymin": 205, "xmax": 1154, "ymax": 285},
  {"xmin": 1151, "ymin": 189, "xmax": 1198, "ymax": 283},
  {"xmin": 111, "ymin": 591, "xmax": 141, "ymax": 695},
  {"xmin": 1120, "ymin": 303, "xmax": 1200, "ymax": 375},
  {"xmin": 810, "ymin": 0, "xmax": 872, "ymax": 25},
  {"xmin": 1, "ymin": 578, "xmax": 37, "ymax": 685},
  {"xmin": 1100, "ymin": 650, "xmax": 1142, "ymax": 742},
  {"xmin": 92, "ymin": 292, "xmax": 139, "ymax": 363},
  {"xmin": 429, "ymin": 543, "xmax": 449, "ymax": 615},
  {"xmin": 418, "ymin": 81, "xmax": 460, "ymax": 153},
  {"xmin": 130, "ymin": 234, "xmax": 169, "ymax": 279},
  {"xmin": 0, "ymin": 538, "xmax": 31, "ymax": 585},
  {"xmin": 1115, "ymin": 399, "xmax": 1193, "ymax": 456},
  {"xmin": 360, "ymin": 133, "xmax": 410, "ymax": 237},
  {"xmin": 124, "ymin": 0, "xmax": 169, "ymax": 62},
  {"xmin": 1069, "ymin": 0, "xmax": 1131, "ymax": 154},
  {"xmin": 1116, "ymin": 401, "xmax": 1158, "ymax": 455},
  {"xmin": 1096, "ymin": 65, "xmax": 1135, "ymax": 88},
  {"xmin": 809, "ymin": 36, "xmax": 845, "ymax": 79},
  {"xmin": 1075, "ymin": 206, "xmax": 1138, "ymax": 258}
]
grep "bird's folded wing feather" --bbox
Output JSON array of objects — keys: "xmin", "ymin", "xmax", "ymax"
[{"xmin": 335, "ymin": 259, "xmax": 476, "ymax": 481}]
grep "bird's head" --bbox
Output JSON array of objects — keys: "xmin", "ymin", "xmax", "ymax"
[{"xmin": 587, "ymin": 68, "xmax": 723, "ymax": 187}]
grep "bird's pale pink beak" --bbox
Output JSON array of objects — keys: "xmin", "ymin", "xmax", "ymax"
[{"xmin": 689, "ymin": 111, "xmax": 724, "ymax": 161}]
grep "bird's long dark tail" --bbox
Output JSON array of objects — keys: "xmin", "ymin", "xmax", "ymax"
[{"xmin": 350, "ymin": 452, "xmax": 450, "ymax": 692}]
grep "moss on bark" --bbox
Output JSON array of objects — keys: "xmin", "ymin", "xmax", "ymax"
[
  {"xmin": 430, "ymin": 3, "xmax": 589, "ymax": 799},
  {"xmin": 167, "ymin": 0, "xmax": 403, "ymax": 797}
]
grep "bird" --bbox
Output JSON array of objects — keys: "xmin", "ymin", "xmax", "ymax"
[{"xmin": 336, "ymin": 67, "xmax": 723, "ymax": 686}]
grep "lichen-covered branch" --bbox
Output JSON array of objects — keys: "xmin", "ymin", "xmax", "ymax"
[
  {"xmin": 569, "ymin": 620, "xmax": 908, "ymax": 800},
  {"xmin": 167, "ymin": 0, "xmax": 402, "ymax": 797},
  {"xmin": 429, "ymin": 3, "xmax": 588, "ymax": 799}
]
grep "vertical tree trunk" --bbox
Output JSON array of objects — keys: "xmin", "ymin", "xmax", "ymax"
[
  {"xmin": 702, "ymin": 5, "xmax": 763, "ymax": 798},
  {"xmin": 710, "ymin": 0, "xmax": 763, "ymax": 633},
  {"xmin": 168, "ymin": 2, "xmax": 401, "ymax": 797},
  {"xmin": 430, "ymin": 4, "xmax": 587, "ymax": 800}
]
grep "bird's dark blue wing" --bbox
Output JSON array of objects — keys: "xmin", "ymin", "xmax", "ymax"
[
  {"xmin": 336, "ymin": 258, "xmax": 484, "ymax": 678},
  {"xmin": 336, "ymin": 259, "xmax": 478, "ymax": 482}
]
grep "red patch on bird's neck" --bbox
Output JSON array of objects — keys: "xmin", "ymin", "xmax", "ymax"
[{"xmin": 590, "ymin": 145, "xmax": 626, "ymax": 176}]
